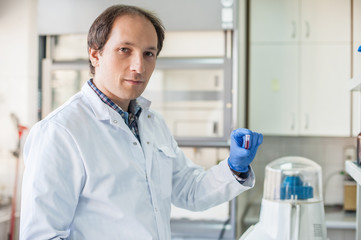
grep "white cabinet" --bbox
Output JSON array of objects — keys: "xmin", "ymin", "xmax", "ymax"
[
  {"xmin": 300, "ymin": 0, "xmax": 350, "ymax": 42},
  {"xmin": 299, "ymin": 44, "xmax": 350, "ymax": 136},
  {"xmin": 250, "ymin": 0, "xmax": 299, "ymax": 43},
  {"xmin": 249, "ymin": 44, "xmax": 299, "ymax": 135},
  {"xmin": 251, "ymin": 0, "xmax": 350, "ymax": 43},
  {"xmin": 249, "ymin": 0, "xmax": 351, "ymax": 136}
]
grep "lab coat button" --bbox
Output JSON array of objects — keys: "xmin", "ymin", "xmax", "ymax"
[
  {"xmin": 133, "ymin": 142, "xmax": 137, "ymax": 146},
  {"xmin": 113, "ymin": 120, "xmax": 118, "ymax": 124},
  {"xmin": 147, "ymin": 141, "xmax": 150, "ymax": 145},
  {"xmin": 147, "ymin": 115, "xmax": 151, "ymax": 118}
]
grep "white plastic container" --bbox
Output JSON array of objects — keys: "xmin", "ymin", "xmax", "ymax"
[{"xmin": 241, "ymin": 156, "xmax": 327, "ymax": 240}]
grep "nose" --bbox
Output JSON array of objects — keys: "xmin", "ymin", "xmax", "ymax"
[{"xmin": 130, "ymin": 53, "xmax": 145, "ymax": 74}]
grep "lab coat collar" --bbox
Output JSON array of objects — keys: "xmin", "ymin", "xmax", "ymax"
[{"xmin": 81, "ymin": 82, "xmax": 152, "ymax": 121}]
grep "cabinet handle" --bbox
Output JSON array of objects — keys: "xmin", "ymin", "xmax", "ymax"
[
  {"xmin": 291, "ymin": 21, "xmax": 296, "ymax": 39},
  {"xmin": 291, "ymin": 113, "xmax": 295, "ymax": 130},
  {"xmin": 213, "ymin": 122, "xmax": 218, "ymax": 134},
  {"xmin": 214, "ymin": 75, "xmax": 219, "ymax": 87},
  {"xmin": 305, "ymin": 21, "xmax": 310, "ymax": 38},
  {"xmin": 304, "ymin": 114, "xmax": 309, "ymax": 130}
]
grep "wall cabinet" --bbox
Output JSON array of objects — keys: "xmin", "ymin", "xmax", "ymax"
[
  {"xmin": 250, "ymin": 0, "xmax": 350, "ymax": 43},
  {"xmin": 249, "ymin": 0, "xmax": 351, "ymax": 136},
  {"xmin": 299, "ymin": 44, "xmax": 350, "ymax": 136},
  {"xmin": 250, "ymin": 44, "xmax": 299, "ymax": 135},
  {"xmin": 250, "ymin": 0, "xmax": 299, "ymax": 43}
]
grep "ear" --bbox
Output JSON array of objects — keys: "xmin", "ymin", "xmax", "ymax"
[{"xmin": 89, "ymin": 47, "xmax": 100, "ymax": 67}]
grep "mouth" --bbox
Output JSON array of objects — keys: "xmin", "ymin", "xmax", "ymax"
[{"xmin": 124, "ymin": 79, "xmax": 144, "ymax": 85}]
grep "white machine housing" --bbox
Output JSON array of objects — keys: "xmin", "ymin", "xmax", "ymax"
[{"xmin": 241, "ymin": 156, "xmax": 327, "ymax": 240}]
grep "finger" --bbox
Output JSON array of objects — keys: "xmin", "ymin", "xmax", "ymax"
[
  {"xmin": 234, "ymin": 147, "xmax": 250, "ymax": 158},
  {"xmin": 249, "ymin": 132, "xmax": 262, "ymax": 149},
  {"xmin": 232, "ymin": 128, "xmax": 252, "ymax": 138},
  {"xmin": 258, "ymin": 133, "xmax": 263, "ymax": 145},
  {"xmin": 231, "ymin": 128, "xmax": 252, "ymax": 146}
]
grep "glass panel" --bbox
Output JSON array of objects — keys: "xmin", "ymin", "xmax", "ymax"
[
  {"xmin": 159, "ymin": 31, "xmax": 225, "ymax": 57},
  {"xmin": 143, "ymin": 68, "xmax": 224, "ymax": 138},
  {"xmin": 46, "ymin": 30, "xmax": 230, "ymax": 141},
  {"xmin": 180, "ymin": 147, "xmax": 230, "ymax": 168},
  {"xmin": 171, "ymin": 147, "xmax": 230, "ymax": 220},
  {"xmin": 52, "ymin": 34, "xmax": 88, "ymax": 61},
  {"xmin": 51, "ymin": 70, "xmax": 89, "ymax": 110}
]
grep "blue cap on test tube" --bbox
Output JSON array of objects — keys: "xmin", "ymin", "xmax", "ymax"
[{"xmin": 358, "ymin": 46, "xmax": 361, "ymax": 52}]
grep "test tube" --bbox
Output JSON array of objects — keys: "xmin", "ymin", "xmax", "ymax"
[{"xmin": 244, "ymin": 134, "xmax": 250, "ymax": 149}]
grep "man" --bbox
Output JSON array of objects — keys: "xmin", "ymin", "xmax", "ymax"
[{"xmin": 20, "ymin": 5, "xmax": 263, "ymax": 240}]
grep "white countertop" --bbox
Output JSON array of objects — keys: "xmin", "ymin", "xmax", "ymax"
[{"xmin": 346, "ymin": 161, "xmax": 361, "ymax": 184}]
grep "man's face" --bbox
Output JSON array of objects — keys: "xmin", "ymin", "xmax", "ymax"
[{"xmin": 89, "ymin": 14, "xmax": 158, "ymax": 110}]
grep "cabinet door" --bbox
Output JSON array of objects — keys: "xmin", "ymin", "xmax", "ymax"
[
  {"xmin": 299, "ymin": 44, "xmax": 351, "ymax": 136},
  {"xmin": 301, "ymin": 0, "xmax": 351, "ymax": 42},
  {"xmin": 249, "ymin": 44, "xmax": 299, "ymax": 135},
  {"xmin": 250, "ymin": 0, "xmax": 299, "ymax": 43},
  {"xmin": 354, "ymin": 0, "xmax": 361, "ymax": 42}
]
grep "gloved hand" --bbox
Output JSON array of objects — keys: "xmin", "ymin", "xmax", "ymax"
[{"xmin": 228, "ymin": 128, "xmax": 263, "ymax": 173}]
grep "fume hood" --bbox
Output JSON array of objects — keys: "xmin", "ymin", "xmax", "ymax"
[{"xmin": 37, "ymin": 0, "xmax": 245, "ymax": 239}]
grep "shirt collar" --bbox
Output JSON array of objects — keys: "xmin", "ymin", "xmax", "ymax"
[{"xmin": 87, "ymin": 79, "xmax": 142, "ymax": 121}]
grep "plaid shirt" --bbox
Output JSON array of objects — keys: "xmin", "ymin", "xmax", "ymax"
[{"xmin": 88, "ymin": 79, "xmax": 142, "ymax": 143}]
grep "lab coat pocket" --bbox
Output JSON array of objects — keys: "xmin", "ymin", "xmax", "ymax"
[{"xmin": 155, "ymin": 145, "xmax": 176, "ymax": 199}]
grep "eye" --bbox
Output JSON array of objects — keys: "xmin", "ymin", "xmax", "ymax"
[
  {"xmin": 119, "ymin": 48, "xmax": 130, "ymax": 53},
  {"xmin": 145, "ymin": 51, "xmax": 155, "ymax": 57}
]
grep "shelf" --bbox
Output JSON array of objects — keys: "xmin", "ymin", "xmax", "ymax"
[
  {"xmin": 346, "ymin": 161, "xmax": 361, "ymax": 184},
  {"xmin": 48, "ymin": 57, "xmax": 227, "ymax": 70},
  {"xmin": 349, "ymin": 76, "xmax": 361, "ymax": 91}
]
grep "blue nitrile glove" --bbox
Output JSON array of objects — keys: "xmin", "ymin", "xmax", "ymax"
[{"xmin": 228, "ymin": 128, "xmax": 263, "ymax": 173}]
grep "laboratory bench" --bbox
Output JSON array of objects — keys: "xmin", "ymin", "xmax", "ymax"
[
  {"xmin": 345, "ymin": 160, "xmax": 361, "ymax": 240},
  {"xmin": 171, "ymin": 219, "xmax": 233, "ymax": 240},
  {"xmin": 170, "ymin": 201, "xmax": 234, "ymax": 240},
  {"xmin": 243, "ymin": 203, "xmax": 356, "ymax": 240},
  {"xmin": 170, "ymin": 200, "xmax": 236, "ymax": 240}
]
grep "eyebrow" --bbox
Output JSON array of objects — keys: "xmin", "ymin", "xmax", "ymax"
[{"xmin": 122, "ymin": 41, "xmax": 157, "ymax": 52}]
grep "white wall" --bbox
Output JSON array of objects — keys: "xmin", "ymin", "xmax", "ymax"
[
  {"xmin": 0, "ymin": 4, "xmax": 38, "ymax": 237},
  {"xmin": 0, "ymin": 0, "xmax": 38, "ymax": 152}
]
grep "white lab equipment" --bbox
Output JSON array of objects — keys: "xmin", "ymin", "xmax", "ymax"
[{"xmin": 241, "ymin": 156, "xmax": 327, "ymax": 240}]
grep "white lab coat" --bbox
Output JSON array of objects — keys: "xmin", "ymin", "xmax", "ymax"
[{"xmin": 20, "ymin": 82, "xmax": 254, "ymax": 240}]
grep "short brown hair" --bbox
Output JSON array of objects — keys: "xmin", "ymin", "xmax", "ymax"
[{"xmin": 87, "ymin": 5, "xmax": 165, "ymax": 75}]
